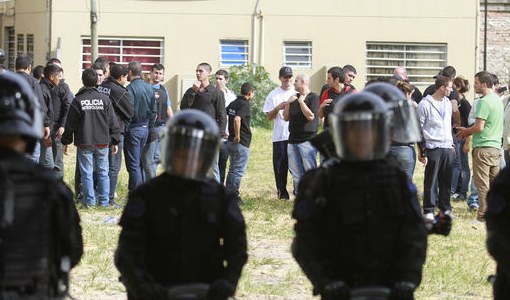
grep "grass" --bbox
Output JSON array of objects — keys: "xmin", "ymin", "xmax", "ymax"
[{"xmin": 64, "ymin": 127, "xmax": 495, "ymax": 299}]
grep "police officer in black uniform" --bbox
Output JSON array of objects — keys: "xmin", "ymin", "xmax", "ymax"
[
  {"xmin": 0, "ymin": 71, "xmax": 83, "ymax": 299},
  {"xmin": 115, "ymin": 109, "xmax": 248, "ymax": 300},
  {"xmin": 486, "ymin": 166, "xmax": 510, "ymax": 299},
  {"xmin": 292, "ymin": 92, "xmax": 428, "ymax": 300}
]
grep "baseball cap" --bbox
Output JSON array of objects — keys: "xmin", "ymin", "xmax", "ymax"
[{"xmin": 279, "ymin": 66, "xmax": 293, "ymax": 77}]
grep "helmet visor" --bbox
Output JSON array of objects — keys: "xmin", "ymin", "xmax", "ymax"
[{"xmin": 389, "ymin": 99, "xmax": 422, "ymax": 143}]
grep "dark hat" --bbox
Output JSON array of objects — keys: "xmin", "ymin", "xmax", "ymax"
[{"xmin": 279, "ymin": 66, "xmax": 293, "ymax": 77}]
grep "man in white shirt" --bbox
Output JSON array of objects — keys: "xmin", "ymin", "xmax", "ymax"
[
  {"xmin": 263, "ymin": 67, "xmax": 296, "ymax": 200},
  {"xmin": 216, "ymin": 69, "xmax": 238, "ymax": 185}
]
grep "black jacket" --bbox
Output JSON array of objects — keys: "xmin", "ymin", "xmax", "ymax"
[
  {"xmin": 292, "ymin": 159, "xmax": 427, "ymax": 295},
  {"xmin": 39, "ymin": 77, "xmax": 57, "ymax": 129},
  {"xmin": 16, "ymin": 71, "xmax": 50, "ymax": 128},
  {"xmin": 98, "ymin": 77, "xmax": 134, "ymax": 134},
  {"xmin": 0, "ymin": 146, "xmax": 83, "ymax": 296},
  {"xmin": 52, "ymin": 80, "xmax": 73, "ymax": 131},
  {"xmin": 180, "ymin": 84, "xmax": 226, "ymax": 136},
  {"xmin": 115, "ymin": 174, "xmax": 247, "ymax": 300},
  {"xmin": 61, "ymin": 87, "xmax": 120, "ymax": 146}
]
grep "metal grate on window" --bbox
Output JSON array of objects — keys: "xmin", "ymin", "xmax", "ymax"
[
  {"xmin": 366, "ymin": 42, "xmax": 447, "ymax": 86},
  {"xmin": 283, "ymin": 41, "xmax": 312, "ymax": 69},
  {"xmin": 81, "ymin": 37, "xmax": 164, "ymax": 73},
  {"xmin": 5, "ymin": 27, "xmax": 14, "ymax": 70},
  {"xmin": 26, "ymin": 34, "xmax": 34, "ymax": 60},
  {"xmin": 219, "ymin": 40, "xmax": 248, "ymax": 67},
  {"xmin": 16, "ymin": 34, "xmax": 24, "ymax": 58}
]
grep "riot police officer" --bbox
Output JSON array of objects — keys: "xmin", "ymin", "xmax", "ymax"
[
  {"xmin": 0, "ymin": 71, "xmax": 83, "ymax": 299},
  {"xmin": 486, "ymin": 166, "xmax": 510, "ymax": 299},
  {"xmin": 115, "ymin": 109, "xmax": 248, "ymax": 300},
  {"xmin": 292, "ymin": 92, "xmax": 428, "ymax": 300}
]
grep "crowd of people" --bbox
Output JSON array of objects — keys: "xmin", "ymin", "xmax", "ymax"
[{"xmin": 0, "ymin": 49, "xmax": 509, "ymax": 300}]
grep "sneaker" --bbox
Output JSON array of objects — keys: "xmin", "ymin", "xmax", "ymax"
[
  {"xmin": 469, "ymin": 205, "xmax": 479, "ymax": 212},
  {"xmin": 443, "ymin": 210, "xmax": 456, "ymax": 218},
  {"xmin": 424, "ymin": 213, "xmax": 434, "ymax": 221},
  {"xmin": 451, "ymin": 193, "xmax": 460, "ymax": 201},
  {"xmin": 114, "ymin": 192, "xmax": 119, "ymax": 199},
  {"xmin": 278, "ymin": 190, "xmax": 290, "ymax": 200},
  {"xmin": 109, "ymin": 200, "xmax": 122, "ymax": 208}
]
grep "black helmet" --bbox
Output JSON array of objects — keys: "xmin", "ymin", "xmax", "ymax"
[
  {"xmin": 364, "ymin": 82, "xmax": 422, "ymax": 144},
  {"xmin": 160, "ymin": 109, "xmax": 221, "ymax": 180},
  {"xmin": 0, "ymin": 71, "xmax": 44, "ymax": 148},
  {"xmin": 329, "ymin": 92, "xmax": 392, "ymax": 161}
]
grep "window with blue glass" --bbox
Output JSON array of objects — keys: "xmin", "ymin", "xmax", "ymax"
[{"xmin": 220, "ymin": 40, "xmax": 248, "ymax": 66}]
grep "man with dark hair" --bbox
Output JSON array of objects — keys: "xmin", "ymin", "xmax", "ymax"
[
  {"xmin": 15, "ymin": 55, "xmax": 48, "ymax": 163},
  {"xmin": 216, "ymin": 69, "xmax": 237, "ymax": 185},
  {"xmin": 319, "ymin": 66, "xmax": 355, "ymax": 129},
  {"xmin": 91, "ymin": 62, "xmax": 106, "ymax": 86},
  {"xmin": 62, "ymin": 68, "xmax": 120, "ymax": 207},
  {"xmin": 141, "ymin": 63, "xmax": 173, "ymax": 181},
  {"xmin": 423, "ymin": 66, "xmax": 461, "ymax": 127},
  {"xmin": 180, "ymin": 62, "xmax": 227, "ymax": 183},
  {"xmin": 46, "ymin": 59, "xmax": 73, "ymax": 180},
  {"xmin": 283, "ymin": 74, "xmax": 319, "ymax": 196},
  {"xmin": 342, "ymin": 64, "xmax": 357, "ymax": 89},
  {"xmin": 32, "ymin": 65, "xmax": 44, "ymax": 82},
  {"xmin": 417, "ymin": 75, "xmax": 455, "ymax": 220},
  {"xmin": 124, "ymin": 61, "xmax": 157, "ymax": 192},
  {"xmin": 226, "ymin": 82, "xmax": 254, "ymax": 197},
  {"xmin": 94, "ymin": 57, "xmax": 110, "ymax": 78},
  {"xmin": 0, "ymin": 71, "xmax": 83, "ymax": 299},
  {"xmin": 38, "ymin": 64, "xmax": 62, "ymax": 170},
  {"xmin": 98, "ymin": 64, "xmax": 134, "ymax": 207},
  {"xmin": 457, "ymin": 71, "xmax": 504, "ymax": 224},
  {"xmin": 263, "ymin": 66, "xmax": 296, "ymax": 200}
]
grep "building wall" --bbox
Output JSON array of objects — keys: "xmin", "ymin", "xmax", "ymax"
[{"xmin": 10, "ymin": 0, "xmax": 478, "ymax": 106}]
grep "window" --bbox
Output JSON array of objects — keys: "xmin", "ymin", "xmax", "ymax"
[
  {"xmin": 219, "ymin": 40, "xmax": 248, "ymax": 66},
  {"xmin": 4, "ymin": 27, "xmax": 14, "ymax": 70},
  {"xmin": 366, "ymin": 42, "xmax": 447, "ymax": 86},
  {"xmin": 81, "ymin": 37, "xmax": 164, "ymax": 73},
  {"xmin": 283, "ymin": 41, "xmax": 312, "ymax": 69},
  {"xmin": 16, "ymin": 34, "xmax": 24, "ymax": 57},
  {"xmin": 26, "ymin": 34, "xmax": 34, "ymax": 59}
]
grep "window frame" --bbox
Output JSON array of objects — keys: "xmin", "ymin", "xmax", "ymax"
[
  {"xmin": 219, "ymin": 39, "xmax": 249, "ymax": 67},
  {"xmin": 283, "ymin": 41, "xmax": 312, "ymax": 70}
]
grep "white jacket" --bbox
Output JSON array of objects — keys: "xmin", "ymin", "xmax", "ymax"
[{"xmin": 417, "ymin": 94, "xmax": 453, "ymax": 149}]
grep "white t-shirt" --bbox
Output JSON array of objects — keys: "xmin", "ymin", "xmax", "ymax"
[
  {"xmin": 222, "ymin": 88, "xmax": 237, "ymax": 139},
  {"xmin": 263, "ymin": 86, "xmax": 296, "ymax": 142}
]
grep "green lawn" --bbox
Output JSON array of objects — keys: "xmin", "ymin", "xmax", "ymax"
[{"xmin": 65, "ymin": 127, "xmax": 495, "ymax": 299}]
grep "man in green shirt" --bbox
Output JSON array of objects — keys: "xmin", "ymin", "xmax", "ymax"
[{"xmin": 457, "ymin": 71, "xmax": 504, "ymax": 223}]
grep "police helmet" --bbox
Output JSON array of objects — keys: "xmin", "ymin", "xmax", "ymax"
[
  {"xmin": 364, "ymin": 82, "xmax": 422, "ymax": 144},
  {"xmin": 160, "ymin": 109, "xmax": 221, "ymax": 180},
  {"xmin": 0, "ymin": 71, "xmax": 44, "ymax": 149},
  {"xmin": 329, "ymin": 92, "xmax": 392, "ymax": 161}
]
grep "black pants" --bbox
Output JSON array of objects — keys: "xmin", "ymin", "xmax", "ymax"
[
  {"xmin": 273, "ymin": 140, "xmax": 289, "ymax": 198},
  {"xmin": 423, "ymin": 148, "xmax": 454, "ymax": 214}
]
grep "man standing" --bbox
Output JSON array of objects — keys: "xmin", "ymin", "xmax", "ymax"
[
  {"xmin": 457, "ymin": 71, "xmax": 504, "ymax": 223},
  {"xmin": 216, "ymin": 69, "xmax": 237, "ymax": 185},
  {"xmin": 142, "ymin": 63, "xmax": 173, "ymax": 180},
  {"xmin": 263, "ymin": 67, "xmax": 296, "ymax": 200},
  {"xmin": 180, "ymin": 62, "xmax": 226, "ymax": 182},
  {"xmin": 423, "ymin": 66, "xmax": 461, "ymax": 127},
  {"xmin": 124, "ymin": 61, "xmax": 157, "ymax": 192},
  {"xmin": 319, "ymin": 67, "xmax": 354, "ymax": 129},
  {"xmin": 342, "ymin": 64, "xmax": 357, "ymax": 90},
  {"xmin": 62, "ymin": 68, "xmax": 120, "ymax": 207},
  {"xmin": 98, "ymin": 63, "xmax": 134, "ymax": 207},
  {"xmin": 283, "ymin": 74, "xmax": 319, "ymax": 195},
  {"xmin": 39, "ymin": 64, "xmax": 61, "ymax": 170},
  {"xmin": 417, "ymin": 76, "xmax": 455, "ymax": 220},
  {"xmin": 393, "ymin": 66, "xmax": 423, "ymax": 103},
  {"xmin": 226, "ymin": 82, "xmax": 254, "ymax": 198}
]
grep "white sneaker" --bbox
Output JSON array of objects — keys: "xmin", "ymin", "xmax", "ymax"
[
  {"xmin": 425, "ymin": 213, "xmax": 434, "ymax": 221},
  {"xmin": 472, "ymin": 219, "xmax": 484, "ymax": 224}
]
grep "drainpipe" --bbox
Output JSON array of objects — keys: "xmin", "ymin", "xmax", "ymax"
[
  {"xmin": 475, "ymin": 0, "xmax": 480, "ymax": 73},
  {"xmin": 260, "ymin": 10, "xmax": 264, "ymax": 67},
  {"xmin": 46, "ymin": 0, "xmax": 51, "ymax": 60},
  {"xmin": 252, "ymin": 0, "xmax": 261, "ymax": 68},
  {"xmin": 483, "ymin": 0, "xmax": 487, "ymax": 71}
]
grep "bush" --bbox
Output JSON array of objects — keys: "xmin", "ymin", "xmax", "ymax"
[{"xmin": 223, "ymin": 64, "xmax": 278, "ymax": 129}]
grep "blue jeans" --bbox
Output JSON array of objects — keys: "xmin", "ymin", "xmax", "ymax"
[
  {"xmin": 225, "ymin": 142, "xmax": 250, "ymax": 197},
  {"xmin": 39, "ymin": 141, "xmax": 54, "ymax": 170},
  {"xmin": 29, "ymin": 140, "xmax": 40, "ymax": 162},
  {"xmin": 51, "ymin": 131, "xmax": 64, "ymax": 180},
  {"xmin": 467, "ymin": 175, "xmax": 479, "ymax": 208},
  {"xmin": 218, "ymin": 140, "xmax": 229, "ymax": 185},
  {"xmin": 451, "ymin": 138, "xmax": 470, "ymax": 198},
  {"xmin": 288, "ymin": 141, "xmax": 317, "ymax": 195},
  {"xmin": 389, "ymin": 145, "xmax": 416, "ymax": 181},
  {"xmin": 77, "ymin": 146, "xmax": 109, "ymax": 206},
  {"xmin": 109, "ymin": 134, "xmax": 124, "ymax": 202},
  {"xmin": 141, "ymin": 140, "xmax": 157, "ymax": 182},
  {"xmin": 153, "ymin": 126, "xmax": 162, "ymax": 174},
  {"xmin": 124, "ymin": 123, "xmax": 149, "ymax": 191}
]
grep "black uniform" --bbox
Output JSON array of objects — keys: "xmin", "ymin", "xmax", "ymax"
[
  {"xmin": 320, "ymin": 85, "xmax": 355, "ymax": 129},
  {"xmin": 180, "ymin": 85, "xmax": 227, "ymax": 136},
  {"xmin": 39, "ymin": 77, "xmax": 57, "ymax": 129},
  {"xmin": 486, "ymin": 166, "xmax": 510, "ymax": 300},
  {"xmin": 0, "ymin": 146, "xmax": 83, "ymax": 299},
  {"xmin": 292, "ymin": 159, "xmax": 427, "ymax": 296},
  {"xmin": 98, "ymin": 77, "xmax": 134, "ymax": 134},
  {"xmin": 115, "ymin": 174, "xmax": 248, "ymax": 300},
  {"xmin": 16, "ymin": 71, "xmax": 49, "ymax": 127}
]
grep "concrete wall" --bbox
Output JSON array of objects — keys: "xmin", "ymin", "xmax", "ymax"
[{"xmin": 9, "ymin": 0, "xmax": 478, "ymax": 106}]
